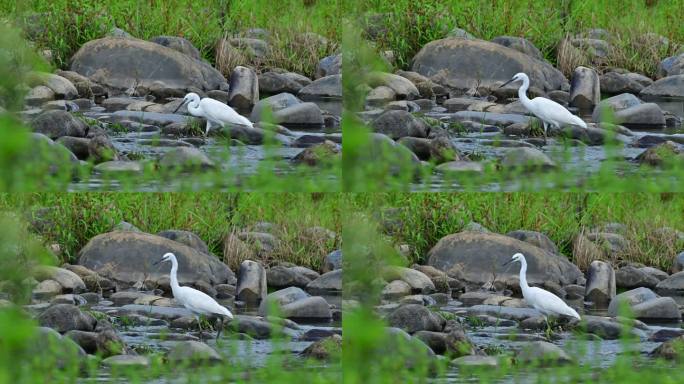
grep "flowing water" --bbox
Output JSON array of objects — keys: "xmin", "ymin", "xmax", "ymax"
[{"xmin": 68, "ymin": 98, "xmax": 342, "ymax": 191}]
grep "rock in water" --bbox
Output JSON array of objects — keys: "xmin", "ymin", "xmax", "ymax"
[
  {"xmin": 167, "ymin": 341, "xmax": 222, "ymax": 364},
  {"xmin": 236, "ymin": 260, "xmax": 267, "ymax": 306},
  {"xmin": 38, "ymin": 304, "xmax": 97, "ymax": 333},
  {"xmin": 227, "ymin": 66, "xmax": 258, "ymax": 115},
  {"xmin": 584, "ymin": 260, "xmax": 616, "ymax": 308},
  {"xmin": 569, "ymin": 66, "xmax": 600, "ymax": 112}
]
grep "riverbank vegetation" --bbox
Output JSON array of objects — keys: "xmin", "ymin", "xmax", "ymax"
[
  {"xmin": 349, "ymin": 193, "xmax": 684, "ymax": 271},
  {"xmin": 355, "ymin": 0, "xmax": 683, "ymax": 78},
  {"xmin": 0, "ymin": 193, "xmax": 342, "ymax": 270},
  {"xmin": 1, "ymin": 0, "xmax": 343, "ymax": 78}
]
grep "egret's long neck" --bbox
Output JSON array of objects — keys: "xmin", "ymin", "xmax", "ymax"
[
  {"xmin": 519, "ymin": 258, "xmax": 530, "ymax": 292},
  {"xmin": 169, "ymin": 257, "xmax": 181, "ymax": 295},
  {"xmin": 518, "ymin": 77, "xmax": 532, "ymax": 109},
  {"xmin": 187, "ymin": 101, "xmax": 201, "ymax": 117}
]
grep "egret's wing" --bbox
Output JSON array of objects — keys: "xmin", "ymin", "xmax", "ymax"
[
  {"xmin": 178, "ymin": 286, "xmax": 233, "ymax": 318},
  {"xmin": 528, "ymin": 287, "xmax": 580, "ymax": 318},
  {"xmin": 200, "ymin": 98, "xmax": 253, "ymax": 127},
  {"xmin": 529, "ymin": 97, "xmax": 586, "ymax": 128}
]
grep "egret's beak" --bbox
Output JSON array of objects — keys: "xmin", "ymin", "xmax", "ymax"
[
  {"xmin": 152, "ymin": 257, "xmax": 164, "ymax": 266},
  {"xmin": 499, "ymin": 78, "xmax": 515, "ymax": 88},
  {"xmin": 502, "ymin": 258, "xmax": 515, "ymax": 267},
  {"xmin": 172, "ymin": 99, "xmax": 187, "ymax": 114}
]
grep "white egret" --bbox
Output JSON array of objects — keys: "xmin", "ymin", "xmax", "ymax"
[
  {"xmin": 503, "ymin": 253, "xmax": 580, "ymax": 334},
  {"xmin": 173, "ymin": 92, "xmax": 253, "ymax": 136},
  {"xmin": 153, "ymin": 252, "xmax": 233, "ymax": 340},
  {"xmin": 499, "ymin": 73, "xmax": 587, "ymax": 143}
]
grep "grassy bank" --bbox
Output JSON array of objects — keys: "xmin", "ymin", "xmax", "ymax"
[
  {"xmin": 349, "ymin": 193, "xmax": 684, "ymax": 271},
  {"xmin": 0, "ymin": 193, "xmax": 343, "ymax": 270},
  {"xmin": 355, "ymin": 0, "xmax": 683, "ymax": 77},
  {"xmin": 0, "ymin": 0, "xmax": 343, "ymax": 78}
]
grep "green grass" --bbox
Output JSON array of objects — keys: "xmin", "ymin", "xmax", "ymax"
[
  {"xmin": 348, "ymin": 193, "xmax": 684, "ymax": 271},
  {"xmin": 1, "ymin": 0, "xmax": 344, "ymax": 78},
  {"xmin": 0, "ymin": 193, "xmax": 343, "ymax": 270},
  {"xmin": 354, "ymin": 0, "xmax": 683, "ymax": 78}
]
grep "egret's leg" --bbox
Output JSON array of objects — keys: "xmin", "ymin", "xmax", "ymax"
[
  {"xmin": 544, "ymin": 316, "xmax": 552, "ymax": 338},
  {"xmin": 205, "ymin": 121, "xmax": 212, "ymax": 136},
  {"xmin": 542, "ymin": 121, "xmax": 548, "ymax": 144},
  {"xmin": 215, "ymin": 317, "xmax": 223, "ymax": 341},
  {"xmin": 196, "ymin": 315, "xmax": 204, "ymax": 341}
]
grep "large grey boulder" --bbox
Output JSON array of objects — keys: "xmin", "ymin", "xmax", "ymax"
[
  {"xmin": 640, "ymin": 74, "xmax": 684, "ymax": 98},
  {"xmin": 613, "ymin": 103, "xmax": 665, "ymax": 127},
  {"xmin": 267, "ymin": 265, "xmax": 318, "ymax": 288},
  {"xmin": 156, "ymin": 230, "xmax": 209, "ymax": 254},
  {"xmin": 592, "ymin": 93, "xmax": 642, "ymax": 122},
  {"xmin": 307, "ymin": 269, "xmax": 342, "ymax": 292},
  {"xmin": 411, "ymin": 38, "xmax": 567, "ymax": 92},
  {"xmin": 258, "ymin": 286, "xmax": 309, "ymax": 316},
  {"xmin": 150, "ymin": 36, "xmax": 201, "ymax": 60},
  {"xmin": 298, "ymin": 74, "xmax": 342, "ymax": 99},
  {"xmin": 631, "ymin": 297, "xmax": 681, "ymax": 321},
  {"xmin": 615, "ymin": 265, "xmax": 661, "ymax": 289},
  {"xmin": 607, "ymin": 287, "xmax": 657, "ymax": 317},
  {"xmin": 655, "ymin": 271, "xmax": 684, "ymax": 297},
  {"xmin": 272, "ymin": 102, "xmax": 324, "ymax": 127},
  {"xmin": 250, "ymin": 92, "xmax": 301, "ymax": 122},
  {"xmin": 506, "ymin": 230, "xmax": 558, "ymax": 254},
  {"xmin": 600, "ymin": 71, "xmax": 653, "ymax": 94},
  {"xmin": 279, "ymin": 296, "xmax": 331, "ymax": 319},
  {"xmin": 427, "ymin": 232, "xmax": 582, "ymax": 286},
  {"xmin": 70, "ymin": 37, "xmax": 225, "ymax": 92},
  {"xmin": 77, "ymin": 231, "xmax": 234, "ymax": 288},
  {"xmin": 491, "ymin": 36, "xmax": 543, "ymax": 60},
  {"xmin": 258, "ymin": 71, "xmax": 311, "ymax": 94}
]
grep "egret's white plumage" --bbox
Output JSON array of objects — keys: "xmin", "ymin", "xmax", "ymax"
[
  {"xmin": 173, "ymin": 92, "xmax": 253, "ymax": 135},
  {"xmin": 500, "ymin": 73, "xmax": 587, "ymax": 141},
  {"xmin": 155, "ymin": 252, "xmax": 233, "ymax": 339},
  {"xmin": 505, "ymin": 253, "xmax": 581, "ymax": 321}
]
